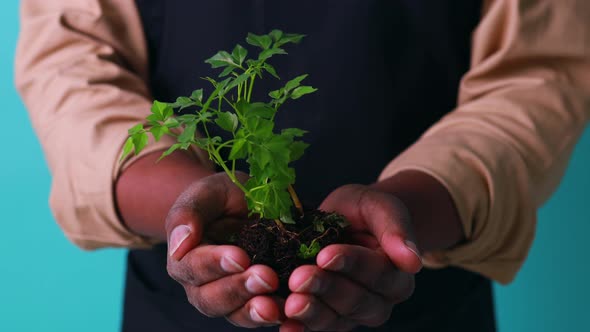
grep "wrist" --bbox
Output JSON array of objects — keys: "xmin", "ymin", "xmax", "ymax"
[
  {"xmin": 371, "ymin": 170, "xmax": 464, "ymax": 253},
  {"xmin": 115, "ymin": 149, "xmax": 214, "ymax": 241}
]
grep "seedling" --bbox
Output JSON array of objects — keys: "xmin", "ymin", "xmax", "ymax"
[{"xmin": 122, "ymin": 30, "xmax": 347, "ymax": 272}]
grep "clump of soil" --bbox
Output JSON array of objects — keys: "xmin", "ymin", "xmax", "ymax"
[{"xmin": 235, "ymin": 210, "xmax": 348, "ymax": 295}]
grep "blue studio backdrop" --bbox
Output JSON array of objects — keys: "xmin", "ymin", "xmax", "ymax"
[{"xmin": 1, "ymin": 2, "xmax": 588, "ymax": 331}]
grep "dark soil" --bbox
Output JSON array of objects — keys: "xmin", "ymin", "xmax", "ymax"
[{"xmin": 235, "ymin": 210, "xmax": 348, "ymax": 296}]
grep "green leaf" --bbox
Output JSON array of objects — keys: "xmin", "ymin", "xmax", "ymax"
[
  {"xmin": 275, "ymin": 33, "xmax": 306, "ymax": 48},
  {"xmin": 200, "ymin": 76, "xmax": 231, "ymax": 111},
  {"xmin": 158, "ymin": 143, "xmax": 182, "ymax": 161},
  {"xmin": 163, "ymin": 107, "xmax": 174, "ymax": 119},
  {"xmin": 229, "ymin": 138, "xmax": 248, "ymax": 160},
  {"xmin": 323, "ymin": 213, "xmax": 351, "ymax": 229},
  {"xmin": 258, "ymin": 47, "xmax": 287, "ymax": 61},
  {"xmin": 274, "ymin": 167, "xmax": 296, "ymax": 185},
  {"xmin": 245, "ymin": 102, "xmax": 275, "ymax": 119},
  {"xmin": 291, "ymin": 86, "xmax": 318, "ymax": 99},
  {"xmin": 149, "ymin": 125, "xmax": 169, "ymax": 141},
  {"xmin": 266, "ymin": 184, "xmax": 293, "ymax": 220},
  {"xmin": 211, "ymin": 77, "xmax": 233, "ymax": 97},
  {"xmin": 245, "ymin": 117, "xmax": 274, "ymax": 139},
  {"xmin": 226, "ymin": 72, "xmax": 251, "ymax": 92},
  {"xmin": 164, "ymin": 117, "xmax": 180, "ymax": 128},
  {"xmin": 177, "ymin": 114, "xmax": 197, "ymax": 124},
  {"xmin": 232, "ymin": 44, "xmax": 248, "ymax": 66},
  {"xmin": 252, "ymin": 145, "xmax": 272, "ymax": 168},
  {"xmin": 196, "ymin": 111, "xmax": 214, "ymax": 123},
  {"xmin": 246, "ymin": 33, "xmax": 272, "ymax": 49},
  {"xmin": 173, "ymin": 96, "xmax": 195, "ymax": 110},
  {"xmin": 151, "ymin": 100, "xmax": 173, "ymax": 120},
  {"xmin": 215, "ymin": 112, "xmax": 238, "ymax": 132},
  {"xmin": 313, "ymin": 219, "xmax": 325, "ymax": 232},
  {"xmin": 282, "ymin": 128, "xmax": 307, "ymax": 138},
  {"xmin": 298, "ymin": 241, "xmax": 321, "ymax": 259},
  {"xmin": 146, "ymin": 114, "xmax": 161, "ymax": 124},
  {"xmin": 195, "ymin": 136, "xmax": 222, "ymax": 150},
  {"xmin": 263, "ymin": 63, "xmax": 280, "ymax": 79},
  {"xmin": 205, "ymin": 51, "xmax": 238, "ymax": 68},
  {"xmin": 120, "ymin": 137, "xmax": 134, "ymax": 161},
  {"xmin": 280, "ymin": 213, "xmax": 296, "ymax": 224},
  {"xmin": 219, "ymin": 66, "xmax": 235, "ymax": 78},
  {"xmin": 285, "ymin": 74, "xmax": 308, "ymax": 91},
  {"xmin": 178, "ymin": 123, "xmax": 196, "ymax": 143},
  {"xmin": 268, "ymin": 89, "xmax": 281, "ymax": 99},
  {"xmin": 265, "ymin": 135, "xmax": 291, "ymax": 161},
  {"xmin": 190, "ymin": 89, "xmax": 204, "ymax": 104},
  {"xmin": 193, "ymin": 138, "xmax": 208, "ymax": 150},
  {"xmin": 132, "ymin": 132, "xmax": 149, "ymax": 154},
  {"xmin": 243, "ymin": 175, "xmax": 294, "ymax": 220},
  {"xmin": 128, "ymin": 123, "xmax": 143, "ymax": 135},
  {"xmin": 269, "ymin": 29, "xmax": 283, "ymax": 43},
  {"xmin": 289, "ymin": 141, "xmax": 309, "ymax": 161}
]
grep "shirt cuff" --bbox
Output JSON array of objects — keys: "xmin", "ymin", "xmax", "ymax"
[{"xmin": 378, "ymin": 136, "xmax": 535, "ymax": 284}]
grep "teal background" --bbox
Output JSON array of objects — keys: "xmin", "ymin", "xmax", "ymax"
[{"xmin": 1, "ymin": 2, "xmax": 588, "ymax": 331}]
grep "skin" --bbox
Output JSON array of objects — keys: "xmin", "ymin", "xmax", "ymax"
[{"xmin": 116, "ymin": 150, "xmax": 464, "ymax": 331}]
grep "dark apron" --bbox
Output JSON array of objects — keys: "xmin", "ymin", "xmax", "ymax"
[{"xmin": 123, "ymin": 1, "xmax": 496, "ymax": 331}]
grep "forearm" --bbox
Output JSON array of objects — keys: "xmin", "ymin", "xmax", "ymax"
[
  {"xmin": 116, "ymin": 150, "xmax": 215, "ymax": 241},
  {"xmin": 372, "ymin": 170, "xmax": 464, "ymax": 253}
]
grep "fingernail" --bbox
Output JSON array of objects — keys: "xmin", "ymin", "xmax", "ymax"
[
  {"xmin": 246, "ymin": 274, "xmax": 273, "ymax": 293},
  {"xmin": 322, "ymin": 254, "xmax": 345, "ymax": 271},
  {"xmin": 250, "ymin": 307, "xmax": 280, "ymax": 324},
  {"xmin": 296, "ymin": 276, "xmax": 321, "ymax": 293},
  {"xmin": 404, "ymin": 240, "xmax": 422, "ymax": 262},
  {"xmin": 168, "ymin": 225, "xmax": 191, "ymax": 257},
  {"xmin": 220, "ymin": 256, "xmax": 245, "ymax": 273},
  {"xmin": 292, "ymin": 302, "xmax": 311, "ymax": 318}
]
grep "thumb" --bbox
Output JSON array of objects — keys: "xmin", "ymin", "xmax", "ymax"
[
  {"xmin": 166, "ymin": 172, "xmax": 249, "ymax": 260},
  {"xmin": 320, "ymin": 185, "xmax": 422, "ymax": 274}
]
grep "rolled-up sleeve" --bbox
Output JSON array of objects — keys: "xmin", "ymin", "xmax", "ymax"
[
  {"xmin": 379, "ymin": 0, "xmax": 590, "ymax": 284},
  {"xmin": 14, "ymin": 1, "xmax": 197, "ymax": 249}
]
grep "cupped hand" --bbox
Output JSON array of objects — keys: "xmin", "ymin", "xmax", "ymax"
[
  {"xmin": 281, "ymin": 184, "xmax": 423, "ymax": 332},
  {"xmin": 165, "ymin": 173, "xmax": 284, "ymax": 328}
]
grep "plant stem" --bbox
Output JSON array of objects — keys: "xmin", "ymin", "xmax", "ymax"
[
  {"xmin": 247, "ymin": 75, "xmax": 255, "ymax": 101},
  {"xmin": 288, "ymin": 184, "xmax": 304, "ymax": 215},
  {"xmin": 274, "ymin": 219, "xmax": 286, "ymax": 231},
  {"xmin": 210, "ymin": 149, "xmax": 251, "ymax": 199},
  {"xmin": 215, "ymin": 140, "xmax": 235, "ymax": 155}
]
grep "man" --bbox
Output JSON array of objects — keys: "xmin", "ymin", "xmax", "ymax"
[{"xmin": 16, "ymin": 0, "xmax": 590, "ymax": 331}]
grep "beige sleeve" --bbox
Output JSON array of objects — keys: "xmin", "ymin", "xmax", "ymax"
[
  {"xmin": 14, "ymin": 1, "xmax": 206, "ymax": 250},
  {"xmin": 379, "ymin": 0, "xmax": 590, "ymax": 284}
]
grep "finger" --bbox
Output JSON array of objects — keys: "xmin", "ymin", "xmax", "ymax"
[
  {"xmin": 186, "ymin": 264, "xmax": 279, "ymax": 317},
  {"xmin": 167, "ymin": 245, "xmax": 250, "ymax": 286},
  {"xmin": 279, "ymin": 319, "xmax": 306, "ymax": 332},
  {"xmin": 289, "ymin": 265, "xmax": 392, "ymax": 327},
  {"xmin": 320, "ymin": 185, "xmax": 422, "ymax": 273},
  {"xmin": 166, "ymin": 172, "xmax": 249, "ymax": 260},
  {"xmin": 316, "ymin": 244, "xmax": 414, "ymax": 301},
  {"xmin": 226, "ymin": 296, "xmax": 283, "ymax": 328},
  {"xmin": 204, "ymin": 217, "xmax": 248, "ymax": 243},
  {"xmin": 349, "ymin": 232, "xmax": 380, "ymax": 249},
  {"xmin": 285, "ymin": 293, "xmax": 357, "ymax": 331}
]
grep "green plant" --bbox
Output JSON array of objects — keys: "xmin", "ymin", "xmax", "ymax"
[{"xmin": 121, "ymin": 30, "xmax": 317, "ymax": 225}]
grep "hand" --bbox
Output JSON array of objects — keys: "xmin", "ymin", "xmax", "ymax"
[
  {"xmin": 165, "ymin": 173, "xmax": 284, "ymax": 328},
  {"xmin": 281, "ymin": 184, "xmax": 423, "ymax": 332}
]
